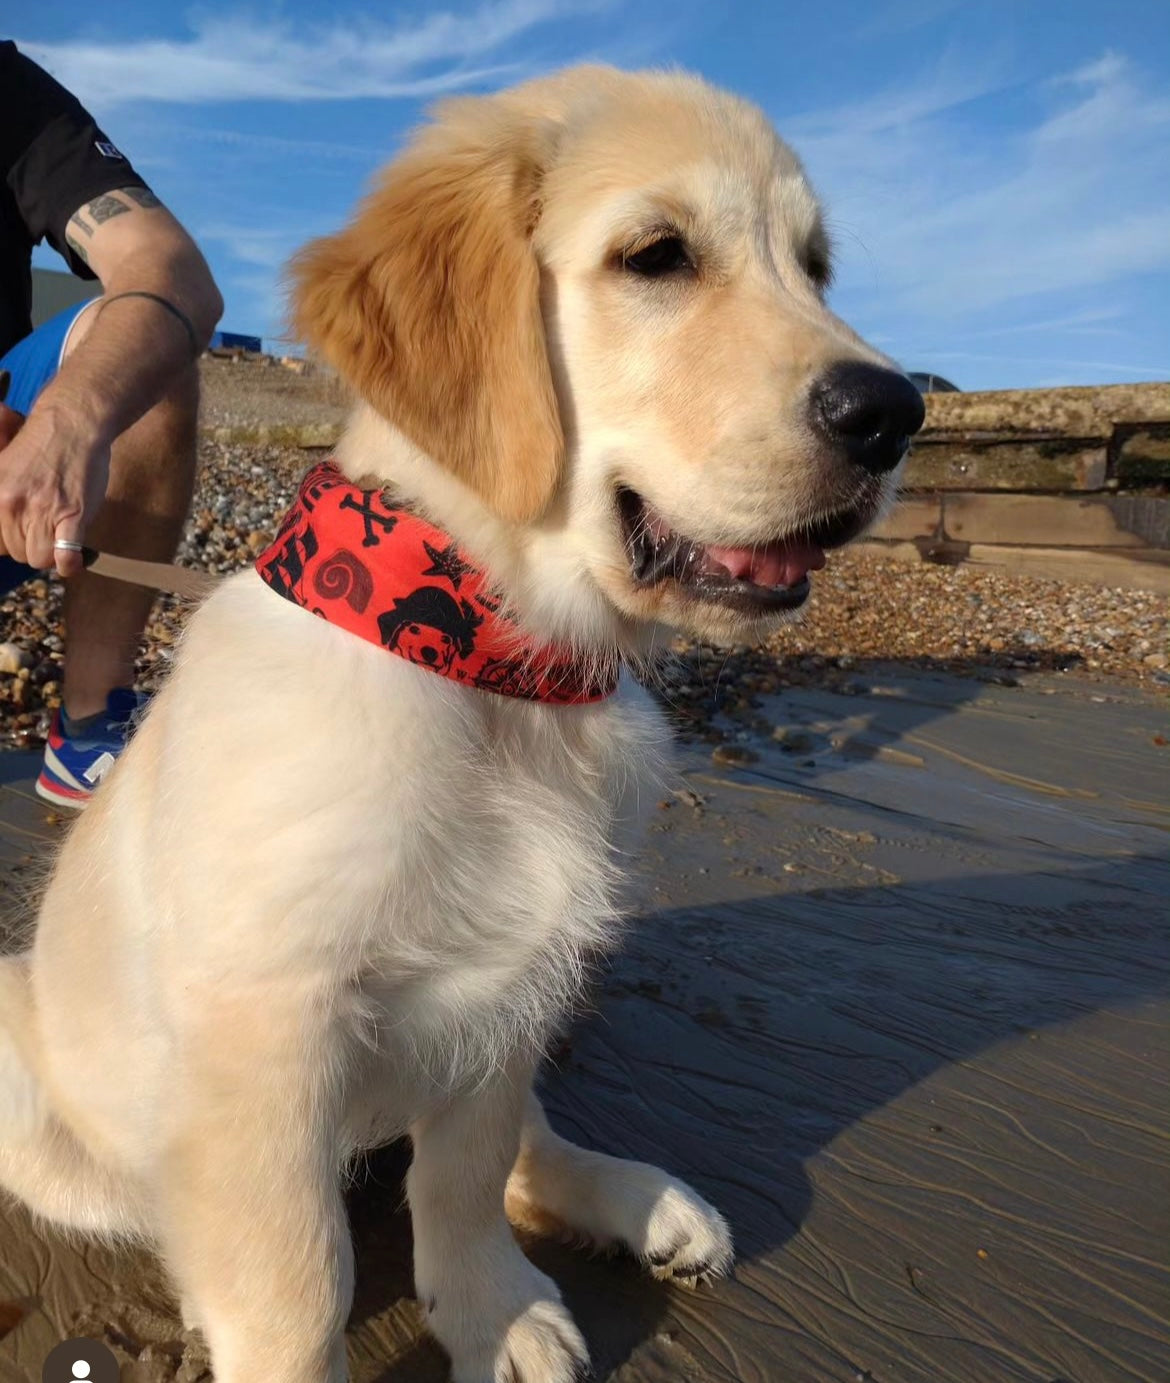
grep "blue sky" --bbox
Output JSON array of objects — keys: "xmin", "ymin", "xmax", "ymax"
[{"xmin": 17, "ymin": 0, "xmax": 1170, "ymax": 390}]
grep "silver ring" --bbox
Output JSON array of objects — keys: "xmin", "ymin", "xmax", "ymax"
[{"xmin": 53, "ymin": 539, "xmax": 84, "ymax": 552}]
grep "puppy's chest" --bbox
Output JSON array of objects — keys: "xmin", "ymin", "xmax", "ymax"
[
  {"xmin": 381, "ymin": 727, "xmax": 631, "ymax": 969},
  {"xmin": 350, "ymin": 693, "xmax": 665, "ymax": 1085}
]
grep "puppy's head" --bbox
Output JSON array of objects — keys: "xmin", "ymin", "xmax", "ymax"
[{"xmin": 292, "ymin": 67, "xmax": 923, "ymax": 646}]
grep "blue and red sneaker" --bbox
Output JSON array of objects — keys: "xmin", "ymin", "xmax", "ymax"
[{"xmin": 36, "ymin": 688, "xmax": 148, "ymax": 809}]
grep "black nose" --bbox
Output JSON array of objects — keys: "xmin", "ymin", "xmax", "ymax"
[{"xmin": 810, "ymin": 362, "xmax": 925, "ymax": 475}]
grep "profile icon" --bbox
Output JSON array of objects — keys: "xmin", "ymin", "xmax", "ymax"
[{"xmin": 41, "ymin": 1338, "xmax": 118, "ymax": 1383}]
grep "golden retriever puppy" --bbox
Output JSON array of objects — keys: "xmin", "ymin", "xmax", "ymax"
[{"xmin": 0, "ymin": 66, "xmax": 922, "ymax": 1383}]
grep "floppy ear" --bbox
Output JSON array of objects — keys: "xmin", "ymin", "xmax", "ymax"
[{"xmin": 291, "ymin": 99, "xmax": 562, "ymax": 524}]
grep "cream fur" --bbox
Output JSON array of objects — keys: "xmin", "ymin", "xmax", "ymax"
[{"xmin": 0, "ymin": 65, "xmax": 907, "ymax": 1383}]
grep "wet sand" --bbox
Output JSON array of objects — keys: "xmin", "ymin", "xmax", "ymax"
[{"xmin": 1, "ymin": 667, "xmax": 1167, "ymax": 1382}]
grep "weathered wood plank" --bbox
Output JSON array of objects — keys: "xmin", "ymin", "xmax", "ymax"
[
  {"xmin": 200, "ymin": 421, "xmax": 342, "ymax": 449},
  {"xmin": 904, "ymin": 383, "xmax": 1170, "ymax": 492},
  {"xmin": 867, "ymin": 496, "xmax": 941, "ymax": 541},
  {"xmin": 902, "ymin": 440, "xmax": 1107, "ymax": 492},
  {"xmin": 872, "ymin": 493, "xmax": 1169, "ymax": 548},
  {"xmin": 921, "ymin": 381, "xmax": 1169, "ymax": 437},
  {"xmin": 1114, "ymin": 423, "xmax": 1170, "ymax": 484},
  {"xmin": 861, "ymin": 537, "xmax": 1170, "ymax": 591},
  {"xmin": 190, "ymin": 384, "xmax": 1170, "ymax": 492}
]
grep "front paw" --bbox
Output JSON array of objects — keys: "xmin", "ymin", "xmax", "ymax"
[
  {"xmin": 430, "ymin": 1263, "xmax": 590, "ymax": 1383},
  {"xmin": 635, "ymin": 1181, "xmax": 734, "ymax": 1288},
  {"xmin": 489, "ymin": 1298, "xmax": 590, "ymax": 1383}
]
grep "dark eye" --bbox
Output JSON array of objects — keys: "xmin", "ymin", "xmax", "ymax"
[
  {"xmin": 622, "ymin": 235, "xmax": 693, "ymax": 278},
  {"xmin": 804, "ymin": 237, "xmax": 832, "ymax": 289}
]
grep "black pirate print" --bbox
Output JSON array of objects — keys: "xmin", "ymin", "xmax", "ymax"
[{"xmin": 377, "ymin": 586, "xmax": 484, "ymax": 673}]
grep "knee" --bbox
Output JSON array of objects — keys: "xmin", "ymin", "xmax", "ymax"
[
  {"xmin": 156, "ymin": 360, "xmax": 201, "ymax": 439},
  {"xmin": 170, "ymin": 357, "xmax": 201, "ymax": 410},
  {"xmin": 112, "ymin": 360, "xmax": 200, "ymax": 467}
]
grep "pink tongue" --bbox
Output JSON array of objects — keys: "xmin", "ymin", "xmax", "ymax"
[{"xmin": 703, "ymin": 539, "xmax": 826, "ymax": 588}]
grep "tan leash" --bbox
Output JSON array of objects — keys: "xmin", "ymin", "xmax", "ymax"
[{"xmin": 81, "ymin": 546, "xmax": 221, "ymax": 601}]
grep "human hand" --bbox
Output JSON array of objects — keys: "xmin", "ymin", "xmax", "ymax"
[{"xmin": 0, "ymin": 401, "xmax": 110, "ymax": 577}]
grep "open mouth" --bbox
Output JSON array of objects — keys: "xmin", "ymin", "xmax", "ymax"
[{"xmin": 617, "ymin": 486, "xmax": 869, "ymax": 613}]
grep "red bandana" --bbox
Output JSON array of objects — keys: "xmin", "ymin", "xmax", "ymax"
[{"xmin": 255, "ymin": 461, "xmax": 617, "ymax": 705}]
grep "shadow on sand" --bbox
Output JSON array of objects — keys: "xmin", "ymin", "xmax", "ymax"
[
  {"xmin": 346, "ymin": 846, "xmax": 1168, "ymax": 1382},
  {"xmin": 1, "ymin": 666, "xmax": 1166, "ymax": 1381}
]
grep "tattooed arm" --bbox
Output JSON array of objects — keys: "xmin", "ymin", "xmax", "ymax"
[{"xmin": 0, "ymin": 187, "xmax": 223, "ymax": 571}]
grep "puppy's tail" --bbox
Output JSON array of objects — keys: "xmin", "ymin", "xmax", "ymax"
[{"xmin": 0, "ymin": 954, "xmax": 147, "ymax": 1240}]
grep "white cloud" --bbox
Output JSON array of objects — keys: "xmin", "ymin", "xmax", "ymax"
[
  {"xmin": 920, "ymin": 350, "xmax": 1168, "ymax": 380},
  {"xmin": 18, "ymin": 0, "xmax": 605, "ymax": 107},
  {"xmin": 157, "ymin": 122, "xmax": 383, "ymax": 163},
  {"xmin": 787, "ymin": 58, "xmax": 999, "ymax": 142},
  {"xmin": 774, "ymin": 50, "xmax": 1170, "ymax": 381},
  {"xmin": 1033, "ymin": 50, "xmax": 1170, "ymax": 149},
  {"xmin": 1052, "ymin": 50, "xmax": 1128, "ymax": 90},
  {"xmin": 23, "ymin": 10, "xmax": 1162, "ymax": 384},
  {"xmin": 955, "ymin": 305, "xmax": 1129, "ymax": 340},
  {"xmin": 852, "ymin": 0, "xmax": 965, "ymax": 40},
  {"xmin": 200, "ymin": 224, "xmax": 311, "ymax": 271}
]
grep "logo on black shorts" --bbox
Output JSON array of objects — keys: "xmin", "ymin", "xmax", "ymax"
[{"xmin": 93, "ymin": 140, "xmax": 125, "ymax": 159}]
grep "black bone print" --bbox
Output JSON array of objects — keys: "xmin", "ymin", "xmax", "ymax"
[{"xmin": 339, "ymin": 491, "xmax": 399, "ymax": 547}]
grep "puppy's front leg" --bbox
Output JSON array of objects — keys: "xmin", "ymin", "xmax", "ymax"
[
  {"xmin": 507, "ymin": 1094, "xmax": 733, "ymax": 1286},
  {"xmin": 156, "ymin": 988, "xmax": 352, "ymax": 1383},
  {"xmin": 409, "ymin": 1062, "xmax": 589, "ymax": 1383}
]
